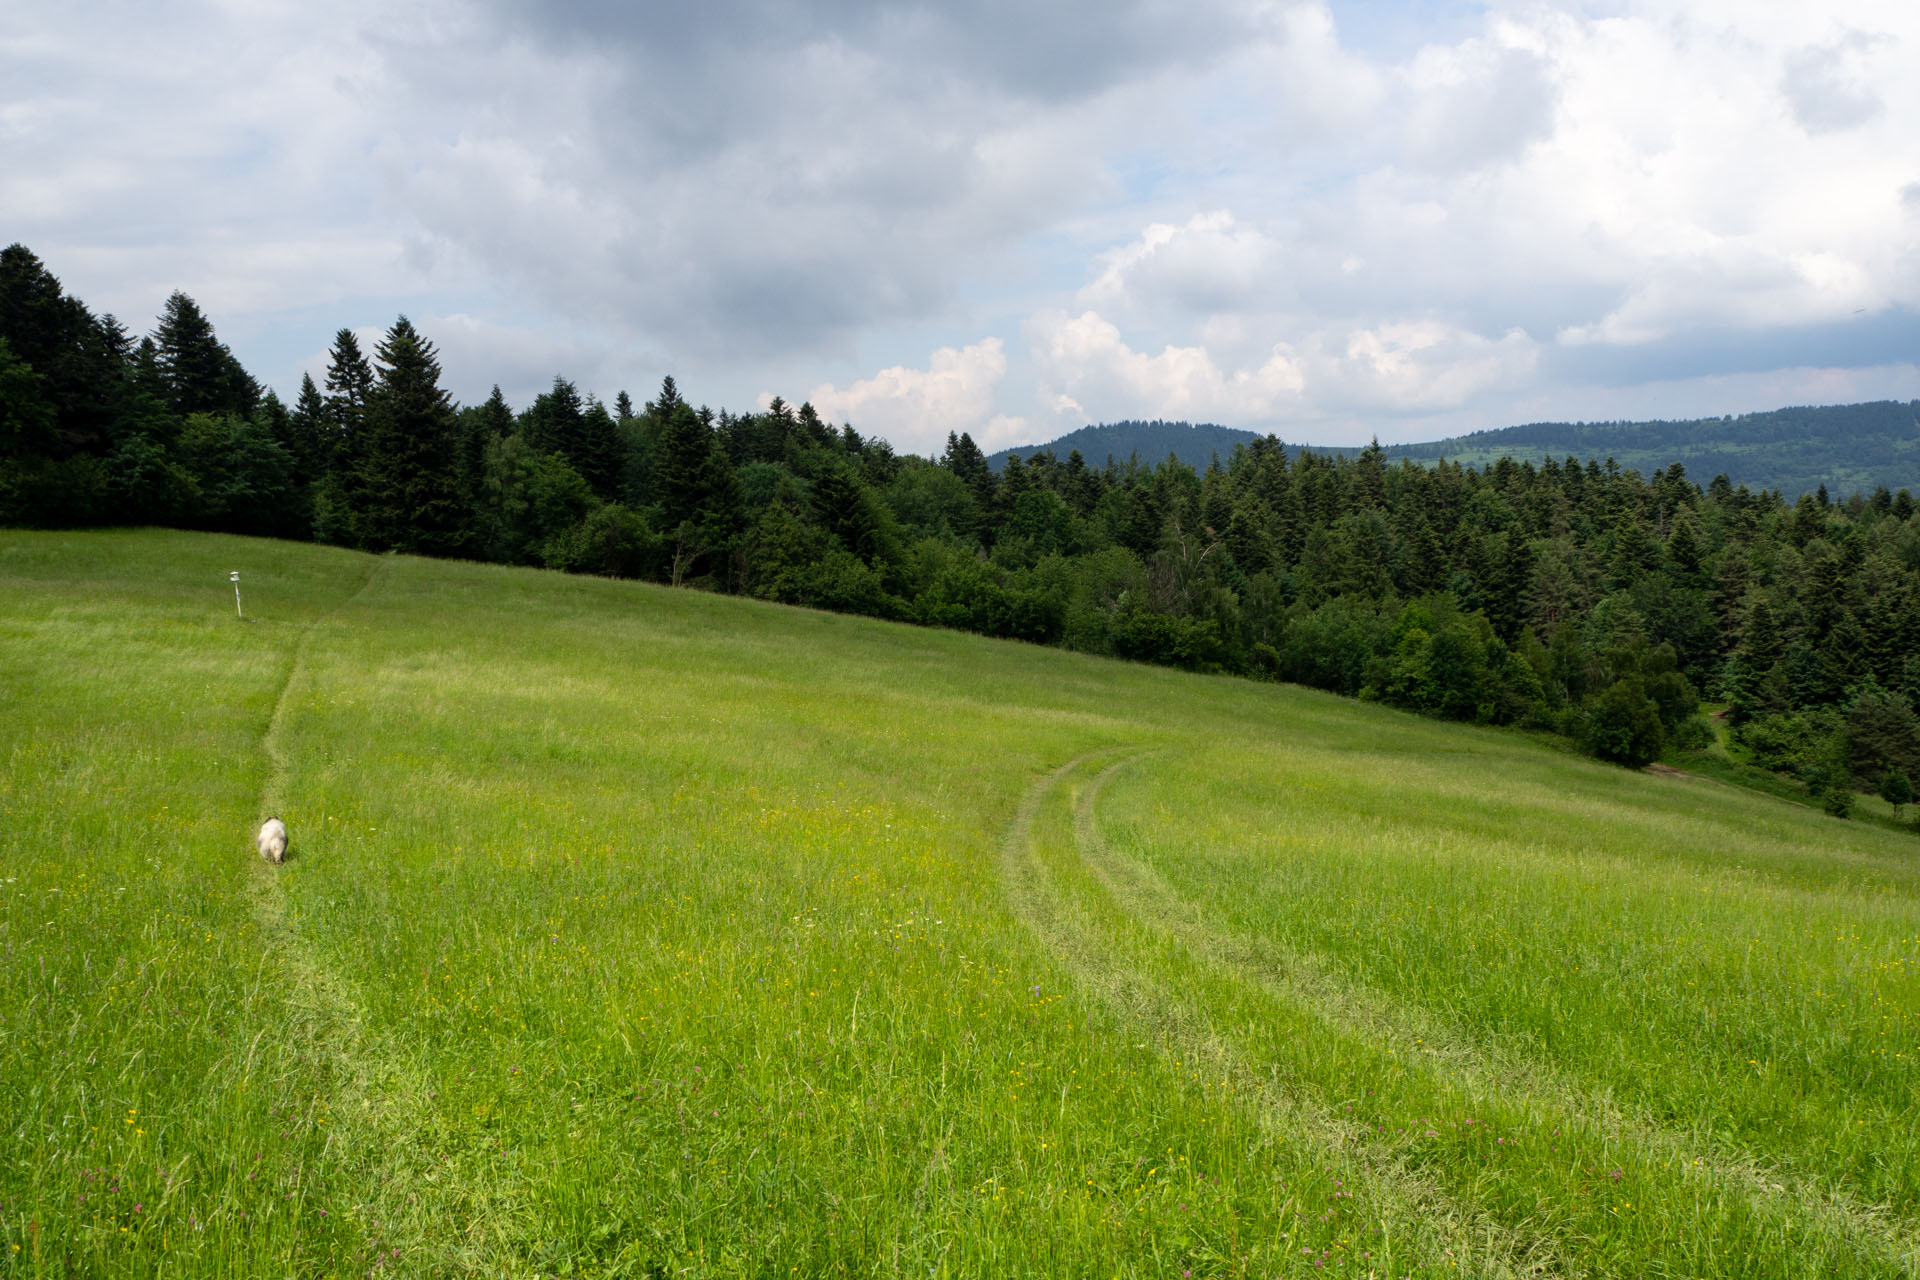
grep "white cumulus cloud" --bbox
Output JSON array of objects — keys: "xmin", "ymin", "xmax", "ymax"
[
  {"xmin": 1030, "ymin": 310, "xmax": 1306, "ymax": 426},
  {"xmin": 802, "ymin": 339, "xmax": 1018, "ymax": 456},
  {"xmin": 1079, "ymin": 212, "xmax": 1283, "ymax": 316}
]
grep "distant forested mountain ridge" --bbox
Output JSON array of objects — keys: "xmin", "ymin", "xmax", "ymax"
[
  {"xmin": 1367, "ymin": 401, "xmax": 1920, "ymax": 499},
  {"xmin": 988, "ymin": 420, "xmax": 1259, "ymax": 472},
  {"xmin": 998, "ymin": 402, "xmax": 1920, "ymax": 498}
]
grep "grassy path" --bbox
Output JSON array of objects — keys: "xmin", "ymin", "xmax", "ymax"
[
  {"xmin": 239, "ymin": 552, "xmax": 551, "ymax": 1275},
  {"xmin": 240, "ymin": 555, "xmax": 456, "ymax": 1272},
  {"xmin": 247, "ymin": 555, "xmax": 556, "ymax": 1277},
  {"xmin": 0, "ymin": 532, "xmax": 393, "ymax": 1274},
  {"xmin": 1071, "ymin": 756, "xmax": 1920, "ymax": 1275},
  {"xmin": 1011, "ymin": 749, "xmax": 1917, "ymax": 1278},
  {"xmin": 1002, "ymin": 750, "xmax": 1551, "ymax": 1278}
]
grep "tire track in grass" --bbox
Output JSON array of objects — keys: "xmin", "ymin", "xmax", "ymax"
[
  {"xmin": 1002, "ymin": 749, "xmax": 1557, "ymax": 1279},
  {"xmin": 1070, "ymin": 752, "xmax": 1920, "ymax": 1278},
  {"xmin": 248, "ymin": 555, "xmax": 503, "ymax": 1276}
]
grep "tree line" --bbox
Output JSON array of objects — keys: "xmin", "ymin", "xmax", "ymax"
[{"xmin": 3, "ymin": 244, "xmax": 1917, "ymax": 811}]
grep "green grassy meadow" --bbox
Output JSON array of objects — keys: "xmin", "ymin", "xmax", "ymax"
[{"xmin": 3, "ymin": 528, "xmax": 1917, "ymax": 1278}]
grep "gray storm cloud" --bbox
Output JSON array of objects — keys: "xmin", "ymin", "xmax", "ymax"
[{"xmin": 376, "ymin": 0, "xmax": 1268, "ymax": 361}]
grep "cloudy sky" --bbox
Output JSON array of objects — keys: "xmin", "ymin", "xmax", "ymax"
[{"xmin": 6, "ymin": 0, "xmax": 1919, "ymax": 455}]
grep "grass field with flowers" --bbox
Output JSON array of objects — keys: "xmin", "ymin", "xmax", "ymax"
[{"xmin": 3, "ymin": 527, "xmax": 1917, "ymax": 1279}]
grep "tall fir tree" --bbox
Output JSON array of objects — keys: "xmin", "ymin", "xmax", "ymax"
[
  {"xmin": 0, "ymin": 336, "xmax": 58, "ymax": 470},
  {"xmin": 357, "ymin": 317, "xmax": 465, "ymax": 555},
  {"xmin": 1665, "ymin": 512, "xmax": 1705, "ymax": 586},
  {"xmin": 526, "ymin": 377, "xmax": 583, "ymax": 459},
  {"xmin": 322, "ymin": 328, "xmax": 373, "ymax": 469},
  {"xmin": 1485, "ymin": 532, "xmax": 1535, "ymax": 643},
  {"xmin": 1606, "ymin": 512, "xmax": 1660, "ymax": 589},
  {"xmin": 458, "ymin": 386, "xmax": 514, "ymax": 517},
  {"xmin": 1352, "ymin": 438, "xmax": 1387, "ymax": 509},
  {"xmin": 574, "ymin": 397, "xmax": 624, "ymax": 502},
  {"xmin": 0, "ymin": 244, "xmax": 129, "ymax": 461},
  {"xmin": 315, "ymin": 328, "xmax": 375, "ymax": 543},
  {"xmin": 654, "ymin": 392, "xmax": 716, "ymax": 532},
  {"xmin": 286, "ymin": 373, "xmax": 327, "ymax": 485},
  {"xmin": 942, "ymin": 430, "xmax": 996, "ymax": 525},
  {"xmin": 153, "ymin": 291, "xmax": 258, "ymax": 419},
  {"xmin": 475, "ymin": 386, "xmax": 514, "ymax": 440},
  {"xmin": 650, "ymin": 375, "xmax": 683, "ymax": 418}
]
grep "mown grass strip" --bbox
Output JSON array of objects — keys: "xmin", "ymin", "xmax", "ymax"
[
  {"xmin": 1072, "ymin": 752, "xmax": 1920, "ymax": 1273},
  {"xmin": 1, "ymin": 531, "xmax": 381, "ymax": 1275},
  {"xmin": 1036, "ymin": 752, "xmax": 1912, "ymax": 1278},
  {"xmin": 245, "ymin": 555, "xmax": 524, "ymax": 1277},
  {"xmin": 1003, "ymin": 751, "xmax": 1555, "ymax": 1278}
]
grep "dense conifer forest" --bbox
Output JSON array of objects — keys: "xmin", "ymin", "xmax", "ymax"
[{"xmin": 4, "ymin": 244, "xmax": 1917, "ymax": 806}]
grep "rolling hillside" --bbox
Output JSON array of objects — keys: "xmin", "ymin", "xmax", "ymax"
[
  {"xmin": 4, "ymin": 529, "xmax": 1918, "ymax": 1277},
  {"xmin": 1365, "ymin": 399, "xmax": 1920, "ymax": 497},
  {"xmin": 987, "ymin": 420, "xmax": 1259, "ymax": 472},
  {"xmin": 994, "ymin": 401, "xmax": 1920, "ymax": 497}
]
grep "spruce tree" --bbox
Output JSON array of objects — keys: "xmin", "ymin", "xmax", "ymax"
[
  {"xmin": 154, "ymin": 291, "xmax": 257, "ymax": 418},
  {"xmin": 813, "ymin": 457, "xmax": 899, "ymax": 567},
  {"xmin": 942, "ymin": 431, "xmax": 996, "ymax": 520},
  {"xmin": 650, "ymin": 375, "xmax": 682, "ymax": 418},
  {"xmin": 1485, "ymin": 532, "xmax": 1533, "ymax": 642},
  {"xmin": 1223, "ymin": 496, "xmax": 1275, "ymax": 574},
  {"xmin": 1742, "ymin": 596, "xmax": 1782, "ymax": 673},
  {"xmin": 1666, "ymin": 513, "xmax": 1704, "ymax": 585},
  {"xmin": 315, "ymin": 328, "xmax": 375, "ymax": 543},
  {"xmin": 462, "ymin": 386, "xmax": 514, "ymax": 512},
  {"xmin": 796, "ymin": 400, "xmax": 835, "ymax": 450},
  {"xmin": 525, "ymin": 376, "xmax": 620, "ymax": 503},
  {"xmin": 1607, "ymin": 512, "xmax": 1659, "ymax": 589},
  {"xmin": 527, "ymin": 377, "xmax": 584, "ymax": 459},
  {"xmin": 0, "ymin": 336, "xmax": 58, "ymax": 472},
  {"xmin": 476, "ymin": 386, "xmax": 514, "ymax": 440},
  {"xmin": 0, "ymin": 244, "xmax": 129, "ymax": 458},
  {"xmin": 449, "ymin": 388, "xmax": 508, "ymax": 531},
  {"xmin": 1061, "ymin": 448, "xmax": 1101, "ymax": 516},
  {"xmin": 0, "ymin": 245, "xmax": 74, "ymax": 377},
  {"xmin": 323, "ymin": 328, "xmax": 373, "ymax": 468},
  {"xmin": 1200, "ymin": 461, "xmax": 1233, "ymax": 536},
  {"xmin": 287, "ymin": 373, "xmax": 327, "ymax": 484},
  {"xmin": 1000, "ymin": 453, "xmax": 1033, "ymax": 519},
  {"xmin": 256, "ymin": 389, "xmax": 293, "ymax": 459},
  {"xmin": 1352, "ymin": 438, "xmax": 1387, "ymax": 508},
  {"xmin": 358, "ymin": 316, "xmax": 464, "ymax": 555},
  {"xmin": 131, "ymin": 336, "xmax": 165, "ymax": 404},
  {"xmin": 654, "ymin": 397, "xmax": 715, "ymax": 531},
  {"xmin": 575, "ymin": 398, "xmax": 624, "ymax": 502}
]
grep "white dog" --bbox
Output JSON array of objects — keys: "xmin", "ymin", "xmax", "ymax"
[{"xmin": 257, "ymin": 817, "xmax": 288, "ymax": 864}]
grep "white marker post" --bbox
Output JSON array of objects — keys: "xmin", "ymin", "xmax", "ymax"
[{"xmin": 230, "ymin": 570, "xmax": 243, "ymax": 619}]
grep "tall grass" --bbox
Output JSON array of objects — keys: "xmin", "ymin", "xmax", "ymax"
[{"xmin": 3, "ymin": 528, "xmax": 1915, "ymax": 1277}]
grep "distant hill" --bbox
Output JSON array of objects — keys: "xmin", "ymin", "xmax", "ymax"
[
  {"xmin": 993, "ymin": 401, "xmax": 1920, "ymax": 497},
  {"xmin": 988, "ymin": 420, "xmax": 1259, "ymax": 473}
]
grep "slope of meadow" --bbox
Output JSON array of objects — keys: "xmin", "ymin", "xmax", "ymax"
[{"xmin": 2, "ymin": 529, "xmax": 1916, "ymax": 1278}]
